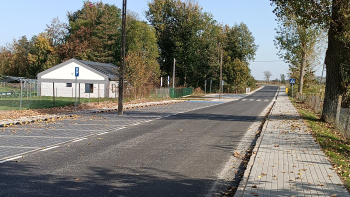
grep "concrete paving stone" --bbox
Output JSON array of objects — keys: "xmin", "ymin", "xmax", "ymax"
[{"xmin": 236, "ymin": 87, "xmax": 350, "ymax": 197}]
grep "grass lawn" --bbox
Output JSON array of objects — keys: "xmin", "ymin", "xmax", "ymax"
[{"xmin": 292, "ymin": 100, "xmax": 350, "ymax": 192}]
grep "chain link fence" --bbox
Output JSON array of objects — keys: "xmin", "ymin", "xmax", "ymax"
[{"xmin": 0, "ymin": 81, "xmax": 188, "ymax": 111}]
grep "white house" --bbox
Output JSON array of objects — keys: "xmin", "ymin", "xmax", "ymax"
[{"xmin": 37, "ymin": 58, "xmax": 119, "ymax": 98}]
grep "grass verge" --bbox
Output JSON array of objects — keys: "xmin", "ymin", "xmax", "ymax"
[{"xmin": 292, "ymin": 100, "xmax": 350, "ymax": 192}]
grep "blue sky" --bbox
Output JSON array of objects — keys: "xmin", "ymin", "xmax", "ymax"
[{"xmin": 0, "ymin": 0, "xmax": 323, "ymax": 80}]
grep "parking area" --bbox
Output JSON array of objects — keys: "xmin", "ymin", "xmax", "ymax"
[{"xmin": 0, "ymin": 101, "xmax": 222, "ymax": 161}]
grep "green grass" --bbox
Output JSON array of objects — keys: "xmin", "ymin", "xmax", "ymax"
[{"xmin": 292, "ymin": 100, "xmax": 350, "ymax": 191}]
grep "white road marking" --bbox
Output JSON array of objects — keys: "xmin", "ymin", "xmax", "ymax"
[
  {"xmin": 40, "ymin": 146, "xmax": 59, "ymax": 152},
  {"xmin": 97, "ymin": 132, "xmax": 109, "ymax": 135},
  {"xmin": 0, "ymin": 146, "xmax": 39, "ymax": 149},
  {"xmin": 0, "ymin": 156, "xmax": 23, "ymax": 163},
  {"xmin": 257, "ymin": 99, "xmax": 261, "ymax": 101},
  {"xmin": 72, "ymin": 138, "xmax": 87, "ymax": 142},
  {"xmin": 264, "ymin": 100, "xmax": 269, "ymax": 102},
  {"xmin": 0, "ymin": 135, "xmax": 74, "ymax": 139},
  {"xmin": 242, "ymin": 99, "xmax": 247, "ymax": 101},
  {"xmin": 249, "ymin": 99, "xmax": 254, "ymax": 101}
]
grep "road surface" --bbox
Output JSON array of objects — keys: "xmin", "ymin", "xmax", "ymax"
[{"xmin": 0, "ymin": 86, "xmax": 279, "ymax": 197}]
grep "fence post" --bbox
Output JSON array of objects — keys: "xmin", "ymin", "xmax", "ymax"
[
  {"xmin": 98, "ymin": 84, "xmax": 100, "ymax": 104},
  {"xmin": 336, "ymin": 95, "xmax": 342, "ymax": 126},
  {"xmin": 53, "ymin": 82, "xmax": 55, "ymax": 106},
  {"xmin": 20, "ymin": 81, "xmax": 22, "ymax": 110}
]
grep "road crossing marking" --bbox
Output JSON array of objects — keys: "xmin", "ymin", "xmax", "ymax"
[{"xmin": 242, "ymin": 99, "xmax": 270, "ymax": 102}]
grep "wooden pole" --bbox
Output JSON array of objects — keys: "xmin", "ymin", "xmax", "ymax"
[
  {"xmin": 118, "ymin": 0, "xmax": 127, "ymax": 115},
  {"xmin": 219, "ymin": 49, "xmax": 222, "ymax": 99}
]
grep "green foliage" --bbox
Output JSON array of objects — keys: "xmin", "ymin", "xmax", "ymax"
[
  {"xmin": 125, "ymin": 19, "xmax": 160, "ymax": 98},
  {"xmin": 147, "ymin": 0, "xmax": 258, "ymax": 90},
  {"xmin": 65, "ymin": 2, "xmax": 121, "ymax": 64},
  {"xmin": 273, "ymin": 3, "xmax": 326, "ymax": 93}
]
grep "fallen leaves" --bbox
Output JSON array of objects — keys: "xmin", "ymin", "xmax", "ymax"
[{"xmin": 233, "ymin": 152, "xmax": 241, "ymax": 158}]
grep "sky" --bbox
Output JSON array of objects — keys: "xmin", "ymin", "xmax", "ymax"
[{"xmin": 0, "ymin": 0, "xmax": 324, "ymax": 80}]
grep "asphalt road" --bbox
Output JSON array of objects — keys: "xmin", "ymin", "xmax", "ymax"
[{"xmin": 0, "ymin": 86, "xmax": 279, "ymax": 197}]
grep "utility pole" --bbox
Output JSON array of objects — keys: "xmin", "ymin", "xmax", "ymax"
[
  {"xmin": 118, "ymin": 0, "xmax": 127, "ymax": 115},
  {"xmin": 219, "ymin": 49, "xmax": 223, "ymax": 99},
  {"xmin": 173, "ymin": 58, "xmax": 176, "ymax": 88}
]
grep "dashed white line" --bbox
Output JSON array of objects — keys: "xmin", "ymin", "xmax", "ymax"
[
  {"xmin": 242, "ymin": 99, "xmax": 247, "ymax": 101},
  {"xmin": 97, "ymin": 132, "xmax": 109, "ymax": 135},
  {"xmin": 257, "ymin": 99, "xmax": 261, "ymax": 101},
  {"xmin": 249, "ymin": 99, "xmax": 254, "ymax": 101},
  {"xmin": 264, "ymin": 100, "xmax": 269, "ymax": 102}
]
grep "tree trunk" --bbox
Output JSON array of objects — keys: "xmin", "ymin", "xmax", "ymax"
[
  {"xmin": 298, "ymin": 42, "xmax": 306, "ymax": 93},
  {"xmin": 321, "ymin": 0, "xmax": 347, "ymax": 122}
]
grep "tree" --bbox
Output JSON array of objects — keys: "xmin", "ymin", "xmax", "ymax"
[
  {"xmin": 27, "ymin": 34, "xmax": 58, "ymax": 78},
  {"xmin": 270, "ymin": 0, "xmax": 349, "ymax": 124},
  {"xmin": 280, "ymin": 74, "xmax": 286, "ymax": 84},
  {"xmin": 65, "ymin": 2, "xmax": 121, "ymax": 64},
  {"xmin": 225, "ymin": 23, "xmax": 258, "ymax": 63},
  {"xmin": 125, "ymin": 18, "xmax": 160, "ymax": 98},
  {"xmin": 264, "ymin": 71, "xmax": 272, "ymax": 83},
  {"xmin": 45, "ymin": 17, "xmax": 68, "ymax": 47},
  {"xmin": 147, "ymin": 0, "xmax": 258, "ymax": 90},
  {"xmin": 274, "ymin": 14, "xmax": 325, "ymax": 93},
  {"xmin": 146, "ymin": 0, "xmax": 222, "ymax": 87}
]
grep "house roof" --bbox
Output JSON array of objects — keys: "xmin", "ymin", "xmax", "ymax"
[{"xmin": 77, "ymin": 59, "xmax": 119, "ymax": 81}]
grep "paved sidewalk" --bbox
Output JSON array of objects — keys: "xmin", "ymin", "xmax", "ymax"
[{"xmin": 236, "ymin": 87, "xmax": 350, "ymax": 197}]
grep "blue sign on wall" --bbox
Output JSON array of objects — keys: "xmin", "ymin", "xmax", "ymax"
[
  {"xmin": 75, "ymin": 67, "xmax": 79, "ymax": 77},
  {"xmin": 290, "ymin": 78, "xmax": 296, "ymax": 85}
]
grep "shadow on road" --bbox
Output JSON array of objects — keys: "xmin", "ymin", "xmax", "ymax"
[{"xmin": 0, "ymin": 162, "xmax": 214, "ymax": 197}]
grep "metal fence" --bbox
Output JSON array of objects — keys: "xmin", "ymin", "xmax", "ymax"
[
  {"xmin": 0, "ymin": 82, "xmax": 193, "ymax": 111},
  {"xmin": 294, "ymin": 92, "xmax": 350, "ymax": 139},
  {"xmin": 169, "ymin": 87, "xmax": 193, "ymax": 98}
]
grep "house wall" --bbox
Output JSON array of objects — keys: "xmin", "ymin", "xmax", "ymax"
[{"xmin": 40, "ymin": 82, "xmax": 106, "ymax": 98}]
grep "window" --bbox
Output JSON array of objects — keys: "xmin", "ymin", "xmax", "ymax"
[
  {"xmin": 85, "ymin": 83, "xmax": 93, "ymax": 93},
  {"xmin": 66, "ymin": 83, "xmax": 72, "ymax": 87}
]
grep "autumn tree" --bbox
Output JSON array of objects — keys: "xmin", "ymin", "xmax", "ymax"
[{"xmin": 125, "ymin": 18, "xmax": 160, "ymax": 98}]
